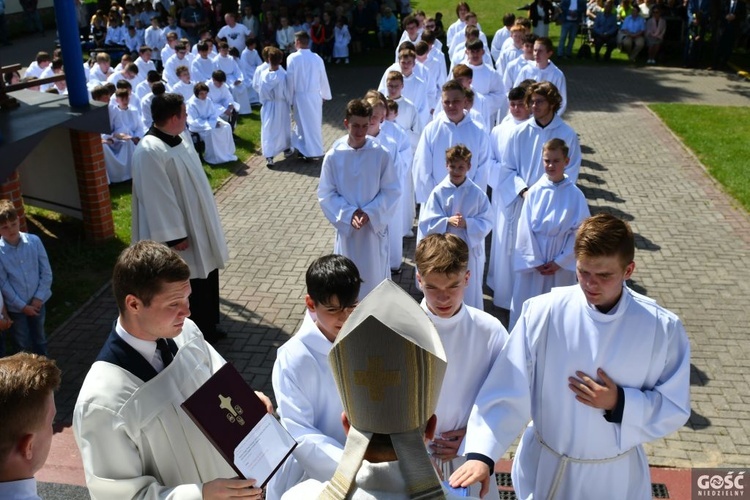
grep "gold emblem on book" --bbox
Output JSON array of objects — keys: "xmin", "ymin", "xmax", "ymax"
[{"xmin": 219, "ymin": 394, "xmax": 245, "ymax": 425}]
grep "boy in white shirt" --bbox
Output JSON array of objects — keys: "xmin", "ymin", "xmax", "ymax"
[
  {"xmin": 267, "ymin": 254, "xmax": 362, "ymax": 500},
  {"xmin": 414, "ymin": 233, "xmax": 508, "ymax": 498},
  {"xmin": 190, "ymin": 40, "xmax": 215, "ymax": 83},
  {"xmin": 413, "ymin": 79, "xmax": 490, "ymax": 206},
  {"xmin": 509, "ymin": 138, "xmax": 589, "ymax": 327},
  {"xmin": 317, "ymin": 99, "xmax": 400, "ymax": 300},
  {"xmin": 514, "ymin": 36, "xmax": 568, "ymax": 115},
  {"xmin": 207, "ymin": 69, "xmax": 238, "ymax": 128},
  {"xmin": 240, "ymin": 37, "xmax": 262, "ymax": 105},
  {"xmin": 258, "ymin": 47, "xmax": 292, "ymax": 167},
  {"xmin": 134, "ymin": 46, "xmax": 156, "ymax": 76},
  {"xmin": 418, "ymin": 145, "xmax": 493, "ymax": 310},
  {"xmin": 452, "ymin": 214, "xmax": 690, "ymax": 500},
  {"xmin": 25, "ymin": 52, "xmax": 51, "ymax": 79}
]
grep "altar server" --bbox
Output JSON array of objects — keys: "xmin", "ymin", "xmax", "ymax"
[
  {"xmin": 415, "ymin": 234, "xmax": 508, "ymax": 498},
  {"xmin": 286, "ymin": 31, "xmax": 332, "ymax": 160},
  {"xmin": 509, "ymin": 139, "xmax": 589, "ymax": 327},
  {"xmin": 267, "ymin": 255, "xmax": 361, "ymax": 500},
  {"xmin": 282, "ymin": 279, "xmax": 477, "ymax": 499},
  {"xmin": 317, "ymin": 99, "xmax": 400, "ymax": 300},
  {"xmin": 452, "ymin": 213, "xmax": 691, "ymax": 500},
  {"xmin": 413, "ymin": 80, "xmax": 490, "ymax": 206},
  {"xmin": 186, "ymin": 82, "xmax": 237, "ymax": 164},
  {"xmin": 493, "ymin": 81, "xmax": 580, "ymax": 309},
  {"xmin": 418, "ymin": 145, "xmax": 493, "ymax": 310}
]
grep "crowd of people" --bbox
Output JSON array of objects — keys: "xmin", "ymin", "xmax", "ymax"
[
  {"xmin": 0, "ymin": 0, "xmax": 704, "ymax": 498},
  {"xmin": 266, "ymin": 3, "xmax": 689, "ymax": 498}
]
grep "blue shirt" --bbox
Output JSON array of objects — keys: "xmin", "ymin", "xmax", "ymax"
[
  {"xmin": 0, "ymin": 477, "xmax": 41, "ymax": 500},
  {"xmin": 0, "ymin": 232, "xmax": 53, "ymax": 312},
  {"xmin": 621, "ymin": 15, "xmax": 646, "ymax": 34},
  {"xmin": 379, "ymin": 15, "xmax": 398, "ymax": 33},
  {"xmin": 593, "ymin": 12, "xmax": 618, "ymax": 35}
]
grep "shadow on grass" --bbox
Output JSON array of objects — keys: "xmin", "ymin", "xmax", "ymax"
[{"xmin": 25, "ymin": 210, "xmax": 128, "ymax": 335}]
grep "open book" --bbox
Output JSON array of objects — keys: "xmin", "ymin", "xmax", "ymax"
[{"xmin": 181, "ymin": 362, "xmax": 297, "ymax": 487}]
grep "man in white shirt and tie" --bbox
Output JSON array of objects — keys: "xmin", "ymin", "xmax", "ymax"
[{"xmin": 73, "ymin": 241, "xmax": 272, "ymax": 500}]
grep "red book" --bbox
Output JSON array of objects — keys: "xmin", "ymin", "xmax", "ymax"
[{"xmin": 181, "ymin": 362, "xmax": 297, "ymax": 487}]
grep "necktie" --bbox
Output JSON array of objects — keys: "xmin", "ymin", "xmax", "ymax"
[{"xmin": 156, "ymin": 338, "xmax": 175, "ymax": 369}]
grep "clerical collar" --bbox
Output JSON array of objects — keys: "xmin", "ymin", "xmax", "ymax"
[{"xmin": 146, "ymin": 125, "xmax": 183, "ymax": 147}]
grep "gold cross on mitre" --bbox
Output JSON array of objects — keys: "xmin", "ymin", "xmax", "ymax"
[{"xmin": 353, "ymin": 356, "xmax": 400, "ymax": 402}]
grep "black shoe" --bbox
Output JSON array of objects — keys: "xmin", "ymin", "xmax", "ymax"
[{"xmin": 266, "ymin": 157, "xmax": 274, "ymax": 169}]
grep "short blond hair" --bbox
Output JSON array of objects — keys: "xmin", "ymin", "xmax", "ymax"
[
  {"xmin": 415, "ymin": 233, "xmax": 469, "ymax": 277},
  {"xmin": 0, "ymin": 353, "xmax": 61, "ymax": 460}
]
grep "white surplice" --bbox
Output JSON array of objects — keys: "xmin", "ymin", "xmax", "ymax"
[
  {"xmin": 421, "ymin": 301, "xmax": 507, "ymax": 500},
  {"xmin": 333, "ymin": 25, "xmax": 351, "ymax": 58},
  {"xmin": 213, "ymin": 53, "xmax": 251, "ymax": 114},
  {"xmin": 140, "ymin": 93, "xmax": 155, "ymax": 129},
  {"xmin": 491, "ymin": 26, "xmax": 512, "ymax": 62},
  {"xmin": 509, "ymin": 175, "xmax": 590, "ymax": 328},
  {"xmin": 131, "ymin": 131, "xmax": 229, "ymax": 280},
  {"xmin": 134, "ymin": 56, "xmax": 156, "ymax": 77},
  {"xmin": 493, "ymin": 115, "xmax": 581, "ymax": 306},
  {"xmin": 190, "ymin": 55, "xmax": 215, "ymax": 83},
  {"xmin": 418, "ymin": 176, "xmax": 493, "ymax": 310},
  {"xmin": 318, "ymin": 136, "xmax": 400, "ymax": 300},
  {"xmin": 169, "ymin": 80, "xmax": 195, "ymax": 102},
  {"xmin": 240, "ymin": 47, "xmax": 263, "ymax": 104},
  {"xmin": 412, "ymin": 113, "xmax": 490, "ymax": 204},
  {"xmin": 73, "ymin": 320, "xmax": 235, "ymax": 500},
  {"xmin": 495, "ymin": 45, "xmax": 522, "ymax": 76},
  {"xmin": 207, "ymin": 80, "xmax": 239, "ymax": 118},
  {"xmin": 186, "ymin": 95, "xmax": 238, "ymax": 164},
  {"xmin": 286, "ymin": 48, "xmax": 332, "ymax": 158},
  {"xmin": 464, "ymin": 284, "xmax": 691, "ymax": 500},
  {"xmin": 103, "ymin": 106, "xmax": 144, "ymax": 183},
  {"xmin": 381, "ymin": 120, "xmax": 415, "ymax": 237},
  {"xmin": 163, "ymin": 53, "xmax": 191, "ymax": 88},
  {"xmin": 513, "ymin": 60, "xmax": 568, "ymax": 116},
  {"xmin": 282, "ymin": 461, "xmax": 479, "ymax": 500},
  {"xmin": 401, "ymin": 72, "xmax": 431, "ymax": 130},
  {"xmin": 369, "ymin": 130, "xmax": 405, "ymax": 270},
  {"xmin": 392, "ymin": 95, "xmax": 422, "ymax": 152},
  {"xmin": 486, "ymin": 115, "xmax": 527, "ymax": 307},
  {"xmin": 258, "ymin": 66, "xmax": 291, "ymax": 159},
  {"xmin": 267, "ymin": 312, "xmax": 346, "ymax": 500}
]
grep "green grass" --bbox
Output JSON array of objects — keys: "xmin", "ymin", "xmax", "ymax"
[
  {"xmin": 25, "ymin": 111, "xmax": 262, "ymax": 334},
  {"xmin": 650, "ymin": 103, "xmax": 750, "ymax": 211}
]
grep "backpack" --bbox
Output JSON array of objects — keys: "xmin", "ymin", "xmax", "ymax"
[{"xmin": 577, "ymin": 43, "xmax": 592, "ymax": 59}]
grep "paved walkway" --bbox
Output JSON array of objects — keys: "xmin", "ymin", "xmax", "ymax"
[{"xmin": 10, "ymin": 51, "xmax": 748, "ymax": 492}]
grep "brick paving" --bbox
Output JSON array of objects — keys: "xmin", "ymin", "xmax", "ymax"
[{"xmin": 30, "ymin": 60, "xmax": 750, "ymax": 490}]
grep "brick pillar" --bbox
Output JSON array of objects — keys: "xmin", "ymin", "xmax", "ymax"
[
  {"xmin": 69, "ymin": 130, "xmax": 115, "ymax": 243},
  {"xmin": 0, "ymin": 171, "xmax": 28, "ymax": 232}
]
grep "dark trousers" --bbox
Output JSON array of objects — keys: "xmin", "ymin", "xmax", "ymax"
[
  {"xmin": 189, "ymin": 268, "xmax": 220, "ymax": 338},
  {"xmin": 593, "ymin": 33, "xmax": 617, "ymax": 59}
]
